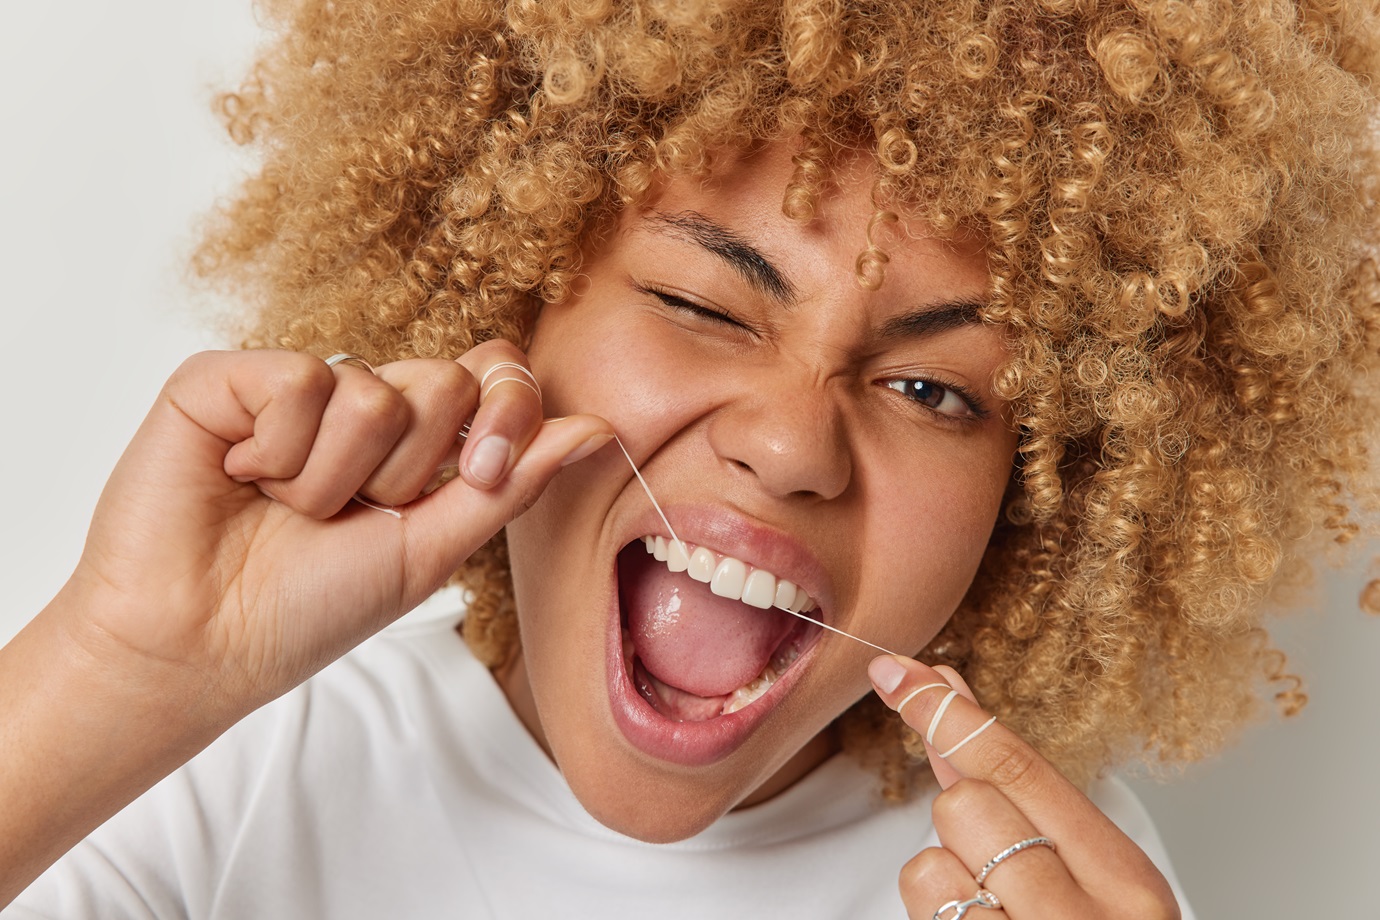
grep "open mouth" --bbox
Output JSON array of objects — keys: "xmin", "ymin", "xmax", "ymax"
[{"xmin": 615, "ymin": 536, "xmax": 823, "ymax": 724}]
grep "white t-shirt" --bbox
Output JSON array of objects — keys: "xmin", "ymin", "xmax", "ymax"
[{"xmin": 9, "ymin": 595, "xmax": 1195, "ymax": 919}]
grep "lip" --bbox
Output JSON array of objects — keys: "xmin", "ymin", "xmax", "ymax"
[
  {"xmin": 616, "ymin": 503, "xmax": 837, "ymax": 615},
  {"xmin": 604, "ymin": 503, "xmax": 832, "ymax": 766}
]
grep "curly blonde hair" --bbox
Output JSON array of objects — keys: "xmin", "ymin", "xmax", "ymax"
[{"xmin": 196, "ymin": 0, "xmax": 1380, "ymax": 797}]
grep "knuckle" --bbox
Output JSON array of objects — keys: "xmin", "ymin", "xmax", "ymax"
[
  {"xmin": 251, "ymin": 443, "xmax": 305, "ymax": 481},
  {"xmin": 898, "ymin": 847, "xmax": 951, "ymax": 899},
  {"xmin": 436, "ymin": 357, "xmax": 477, "ymax": 394},
  {"xmin": 931, "ymin": 778, "xmax": 994, "ymax": 824},
  {"xmin": 353, "ymin": 381, "xmax": 410, "ymax": 433},
  {"xmin": 419, "ymin": 361, "xmax": 480, "ymax": 419},
  {"xmin": 474, "ymin": 337, "xmax": 526, "ymax": 361},
  {"xmin": 172, "ymin": 349, "xmax": 217, "ymax": 379},
  {"xmin": 981, "ymin": 738, "xmax": 1043, "ymax": 796},
  {"xmin": 274, "ymin": 353, "xmax": 335, "ymax": 400},
  {"xmin": 1115, "ymin": 878, "xmax": 1180, "ymax": 919},
  {"xmin": 287, "ymin": 349, "xmax": 334, "ymax": 382}
]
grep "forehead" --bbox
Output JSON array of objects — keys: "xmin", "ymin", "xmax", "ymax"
[{"xmin": 619, "ymin": 141, "xmax": 991, "ymax": 305}]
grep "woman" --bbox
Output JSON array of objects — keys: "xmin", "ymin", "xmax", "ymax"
[{"xmin": 4, "ymin": 0, "xmax": 1377, "ymax": 916}]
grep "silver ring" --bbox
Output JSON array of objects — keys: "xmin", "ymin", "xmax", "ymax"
[
  {"xmin": 324, "ymin": 353, "xmax": 375, "ymax": 373},
  {"xmin": 933, "ymin": 888, "xmax": 1001, "ymax": 920},
  {"xmin": 975, "ymin": 835, "xmax": 1056, "ymax": 886}
]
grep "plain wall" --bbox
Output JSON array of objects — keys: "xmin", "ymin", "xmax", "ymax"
[{"xmin": 2, "ymin": 4, "xmax": 1377, "ymax": 917}]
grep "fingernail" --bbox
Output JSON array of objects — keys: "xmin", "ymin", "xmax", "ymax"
[
  {"xmin": 868, "ymin": 655, "xmax": 909, "ymax": 694},
  {"xmin": 561, "ymin": 432, "xmax": 614, "ymax": 467},
  {"xmin": 467, "ymin": 435, "xmax": 512, "ymax": 485}
]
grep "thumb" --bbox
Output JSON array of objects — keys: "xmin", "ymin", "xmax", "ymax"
[{"xmin": 389, "ymin": 414, "xmax": 614, "ymax": 599}]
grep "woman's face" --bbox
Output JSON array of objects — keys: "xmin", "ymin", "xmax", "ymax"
[{"xmin": 502, "ymin": 141, "xmax": 1018, "ymax": 842}]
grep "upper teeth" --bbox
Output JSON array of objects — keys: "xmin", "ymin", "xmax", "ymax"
[{"xmin": 641, "ymin": 536, "xmax": 818, "ymax": 615}]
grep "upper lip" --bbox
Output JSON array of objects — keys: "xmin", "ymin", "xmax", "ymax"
[{"xmin": 616, "ymin": 502, "xmax": 836, "ymax": 621}]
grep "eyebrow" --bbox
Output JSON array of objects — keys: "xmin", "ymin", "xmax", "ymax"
[
  {"xmin": 644, "ymin": 210, "xmax": 797, "ymax": 303},
  {"xmin": 643, "ymin": 208, "xmax": 987, "ymax": 337},
  {"xmin": 876, "ymin": 299, "xmax": 987, "ymax": 340}
]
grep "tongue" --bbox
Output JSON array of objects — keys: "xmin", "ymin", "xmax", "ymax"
[{"xmin": 619, "ymin": 545, "xmax": 797, "ymax": 698}]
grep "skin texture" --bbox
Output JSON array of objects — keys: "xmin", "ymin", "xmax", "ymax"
[{"xmin": 502, "ymin": 142, "xmax": 1020, "ymax": 841}]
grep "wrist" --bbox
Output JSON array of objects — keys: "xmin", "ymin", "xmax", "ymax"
[{"xmin": 0, "ymin": 586, "xmax": 236, "ymax": 904}]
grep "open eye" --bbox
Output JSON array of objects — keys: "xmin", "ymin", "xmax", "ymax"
[{"xmin": 884, "ymin": 378, "xmax": 983, "ymax": 420}]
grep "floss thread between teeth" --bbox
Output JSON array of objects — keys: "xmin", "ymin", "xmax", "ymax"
[
  {"xmin": 614, "ymin": 435, "xmax": 901, "ymax": 657},
  {"xmin": 360, "ymin": 411, "xmax": 900, "ymax": 657}
]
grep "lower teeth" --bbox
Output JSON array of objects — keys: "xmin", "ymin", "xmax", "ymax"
[
  {"xmin": 620, "ymin": 628, "xmax": 805, "ymax": 718},
  {"xmin": 720, "ymin": 638, "xmax": 801, "ymax": 715}
]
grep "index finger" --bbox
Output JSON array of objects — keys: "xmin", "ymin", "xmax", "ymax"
[
  {"xmin": 868, "ymin": 655, "xmax": 1124, "ymax": 863},
  {"xmin": 455, "ymin": 341, "xmax": 546, "ymax": 489}
]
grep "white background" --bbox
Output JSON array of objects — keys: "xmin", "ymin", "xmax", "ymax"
[{"xmin": 1, "ymin": 4, "xmax": 1377, "ymax": 916}]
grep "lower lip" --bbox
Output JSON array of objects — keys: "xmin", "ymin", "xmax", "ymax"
[{"xmin": 603, "ymin": 565, "xmax": 819, "ymax": 767}]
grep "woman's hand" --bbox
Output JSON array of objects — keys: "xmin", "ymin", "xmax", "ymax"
[
  {"xmin": 868, "ymin": 656, "xmax": 1181, "ymax": 920},
  {"xmin": 0, "ymin": 343, "xmax": 610, "ymax": 902},
  {"xmin": 64, "ymin": 343, "xmax": 611, "ymax": 712}
]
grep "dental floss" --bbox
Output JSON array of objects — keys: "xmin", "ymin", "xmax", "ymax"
[
  {"xmin": 360, "ymin": 414, "xmax": 901, "ymax": 657},
  {"xmin": 612, "ymin": 436, "xmax": 902, "ymax": 657},
  {"xmin": 937, "ymin": 716, "xmax": 997, "ymax": 759},
  {"xmin": 353, "ymin": 495, "xmax": 403, "ymax": 519},
  {"xmin": 777, "ymin": 608, "xmax": 899, "ymax": 656},
  {"xmin": 926, "ymin": 690, "xmax": 959, "ymax": 746},
  {"xmin": 479, "ymin": 363, "xmax": 543, "ymax": 401},
  {"xmin": 896, "ymin": 682, "xmax": 951, "ymax": 718},
  {"xmin": 613, "ymin": 435, "xmax": 689, "ymax": 562}
]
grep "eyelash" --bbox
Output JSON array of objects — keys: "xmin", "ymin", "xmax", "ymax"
[
  {"xmin": 883, "ymin": 377, "xmax": 989, "ymax": 422},
  {"xmin": 640, "ymin": 285, "xmax": 747, "ymax": 329},
  {"xmin": 639, "ymin": 282, "xmax": 989, "ymax": 422}
]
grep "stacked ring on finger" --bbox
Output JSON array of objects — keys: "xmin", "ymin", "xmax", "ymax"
[
  {"xmin": 933, "ymin": 888, "xmax": 1001, "ymax": 920},
  {"xmin": 324, "ymin": 353, "xmax": 375, "ymax": 373},
  {"xmin": 974, "ymin": 836, "xmax": 1057, "ymax": 886}
]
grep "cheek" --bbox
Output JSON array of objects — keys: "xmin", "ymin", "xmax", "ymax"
[
  {"xmin": 860, "ymin": 443, "xmax": 1013, "ymax": 631},
  {"xmin": 530, "ymin": 300, "xmax": 715, "ymax": 427}
]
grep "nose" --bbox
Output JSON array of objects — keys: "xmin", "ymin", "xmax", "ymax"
[{"xmin": 705, "ymin": 369, "xmax": 853, "ymax": 501}]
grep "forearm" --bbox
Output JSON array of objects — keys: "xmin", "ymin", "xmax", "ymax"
[{"xmin": 0, "ymin": 586, "xmax": 228, "ymax": 907}]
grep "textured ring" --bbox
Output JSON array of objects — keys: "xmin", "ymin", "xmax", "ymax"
[
  {"xmin": 933, "ymin": 888, "xmax": 1001, "ymax": 920},
  {"xmin": 975, "ymin": 836, "xmax": 1057, "ymax": 886},
  {"xmin": 324, "ymin": 353, "xmax": 375, "ymax": 373}
]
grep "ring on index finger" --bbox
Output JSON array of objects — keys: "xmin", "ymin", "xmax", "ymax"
[
  {"xmin": 974, "ymin": 836, "xmax": 1057, "ymax": 886},
  {"xmin": 933, "ymin": 888, "xmax": 1001, "ymax": 920},
  {"xmin": 324, "ymin": 353, "xmax": 375, "ymax": 373}
]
